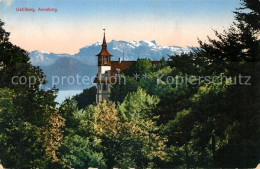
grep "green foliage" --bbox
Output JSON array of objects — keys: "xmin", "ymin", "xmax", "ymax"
[
  {"xmin": 169, "ymin": 51, "xmax": 214, "ymax": 76},
  {"xmin": 117, "ymin": 89, "xmax": 166, "ymax": 167},
  {"xmin": 151, "ymin": 56, "xmax": 168, "ymax": 72},
  {"xmin": 110, "ymin": 76, "xmax": 139, "ymax": 102},
  {"xmin": 108, "ymin": 0, "xmax": 260, "ymax": 167},
  {"xmin": 59, "ymin": 99, "xmax": 80, "ymax": 131},
  {"xmin": 0, "ymin": 20, "xmax": 46, "ymax": 91},
  {"xmin": 73, "ymin": 86, "xmax": 96, "ymax": 109},
  {"xmin": 118, "ymin": 87, "xmax": 160, "ymax": 120},
  {"xmin": 59, "ymin": 134, "xmax": 106, "ymax": 169},
  {"xmin": 235, "ymin": 0, "xmax": 260, "ymax": 31},
  {"xmin": 195, "ymin": 0, "xmax": 260, "ymax": 166},
  {"xmin": 0, "ymin": 20, "xmax": 65, "ymax": 168},
  {"xmin": 163, "ymin": 0, "xmax": 260, "ymax": 167},
  {"xmin": 123, "ymin": 58, "xmax": 152, "ymax": 77},
  {"xmin": 0, "ymin": 88, "xmax": 47, "ymax": 168},
  {"xmin": 55, "ymin": 98, "xmax": 106, "ymax": 169},
  {"xmin": 80, "ymin": 94, "xmax": 166, "ymax": 168},
  {"xmin": 1, "ymin": 0, "xmax": 260, "ymax": 168}
]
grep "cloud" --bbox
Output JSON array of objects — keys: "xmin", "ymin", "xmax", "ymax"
[{"xmin": 0, "ymin": 0, "xmax": 14, "ymax": 6}]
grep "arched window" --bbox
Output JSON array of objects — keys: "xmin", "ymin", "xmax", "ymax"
[
  {"xmin": 98, "ymin": 83, "xmax": 101, "ymax": 91},
  {"xmin": 105, "ymin": 71, "xmax": 109, "ymax": 77},
  {"xmin": 103, "ymin": 83, "xmax": 107, "ymax": 91},
  {"xmin": 114, "ymin": 70, "xmax": 118, "ymax": 77},
  {"xmin": 98, "ymin": 57, "xmax": 101, "ymax": 65}
]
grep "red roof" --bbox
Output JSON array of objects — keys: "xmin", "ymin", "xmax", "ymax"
[
  {"xmin": 111, "ymin": 61, "xmax": 135, "ymax": 76},
  {"xmin": 96, "ymin": 33, "xmax": 112, "ymax": 57},
  {"xmin": 93, "ymin": 60, "xmax": 163, "ymax": 83},
  {"xmin": 96, "ymin": 48, "xmax": 112, "ymax": 57},
  {"xmin": 111, "ymin": 60, "xmax": 161, "ymax": 75}
]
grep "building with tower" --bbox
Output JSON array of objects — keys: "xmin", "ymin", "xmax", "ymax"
[
  {"xmin": 94, "ymin": 29, "xmax": 112, "ymax": 103},
  {"xmin": 94, "ymin": 30, "xmax": 161, "ymax": 103}
]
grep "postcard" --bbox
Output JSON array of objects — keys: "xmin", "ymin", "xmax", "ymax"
[{"xmin": 0, "ymin": 0, "xmax": 259, "ymax": 168}]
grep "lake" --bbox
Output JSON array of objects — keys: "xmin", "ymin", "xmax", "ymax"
[{"xmin": 55, "ymin": 90, "xmax": 83, "ymax": 104}]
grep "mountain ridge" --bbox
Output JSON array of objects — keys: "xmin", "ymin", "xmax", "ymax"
[
  {"xmin": 30, "ymin": 40, "xmax": 198, "ymax": 90},
  {"xmin": 29, "ymin": 40, "xmax": 198, "ymax": 67}
]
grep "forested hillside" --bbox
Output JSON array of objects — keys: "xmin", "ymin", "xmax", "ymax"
[{"xmin": 0, "ymin": 0, "xmax": 259, "ymax": 168}]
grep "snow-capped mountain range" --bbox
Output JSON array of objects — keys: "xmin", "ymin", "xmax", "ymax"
[
  {"xmin": 29, "ymin": 40, "xmax": 197, "ymax": 67},
  {"xmin": 29, "ymin": 40, "xmax": 198, "ymax": 90}
]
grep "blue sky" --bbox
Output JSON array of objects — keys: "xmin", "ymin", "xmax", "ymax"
[{"xmin": 0, "ymin": 0, "xmax": 241, "ymax": 54}]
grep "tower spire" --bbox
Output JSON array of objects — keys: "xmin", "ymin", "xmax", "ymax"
[
  {"xmin": 96, "ymin": 29, "xmax": 112, "ymax": 63},
  {"xmin": 102, "ymin": 28, "xmax": 107, "ymax": 48},
  {"xmin": 94, "ymin": 29, "xmax": 113, "ymax": 103}
]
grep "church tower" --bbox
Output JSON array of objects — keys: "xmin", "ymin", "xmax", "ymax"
[{"xmin": 95, "ymin": 29, "xmax": 112, "ymax": 103}]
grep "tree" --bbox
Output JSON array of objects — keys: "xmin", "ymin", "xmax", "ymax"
[
  {"xmin": 157, "ymin": 0, "xmax": 260, "ymax": 167},
  {"xmin": 59, "ymin": 134, "xmax": 106, "ymax": 169},
  {"xmin": 0, "ymin": 19, "xmax": 58, "ymax": 125},
  {"xmin": 197, "ymin": 0, "xmax": 260, "ymax": 167},
  {"xmin": 163, "ymin": 0, "xmax": 260, "ymax": 167},
  {"xmin": 0, "ymin": 88, "xmax": 47, "ymax": 168},
  {"xmin": 118, "ymin": 88, "xmax": 167, "ymax": 168},
  {"xmin": 43, "ymin": 107, "xmax": 65, "ymax": 163},
  {"xmin": 110, "ymin": 76, "xmax": 139, "ymax": 103},
  {"xmin": 59, "ymin": 99, "xmax": 80, "ymax": 132},
  {"xmin": 81, "ymin": 88, "xmax": 166, "ymax": 168},
  {"xmin": 73, "ymin": 86, "xmax": 96, "ymax": 109},
  {"xmin": 0, "ymin": 19, "xmax": 65, "ymax": 168},
  {"xmin": 0, "ymin": 20, "xmax": 46, "ymax": 91},
  {"xmin": 123, "ymin": 58, "xmax": 152, "ymax": 77},
  {"xmin": 235, "ymin": 0, "xmax": 260, "ymax": 31},
  {"xmin": 118, "ymin": 87, "xmax": 160, "ymax": 120},
  {"xmin": 55, "ymin": 98, "xmax": 106, "ymax": 169}
]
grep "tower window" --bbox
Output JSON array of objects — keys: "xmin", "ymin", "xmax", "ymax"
[
  {"xmin": 103, "ymin": 83, "xmax": 107, "ymax": 90},
  {"xmin": 114, "ymin": 70, "xmax": 118, "ymax": 77}
]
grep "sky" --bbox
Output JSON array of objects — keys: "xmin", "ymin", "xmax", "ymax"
[{"xmin": 0, "ymin": 0, "xmax": 241, "ymax": 54}]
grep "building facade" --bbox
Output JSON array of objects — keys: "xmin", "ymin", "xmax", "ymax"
[
  {"xmin": 94, "ymin": 31, "xmax": 161, "ymax": 103},
  {"xmin": 94, "ymin": 31, "xmax": 112, "ymax": 103}
]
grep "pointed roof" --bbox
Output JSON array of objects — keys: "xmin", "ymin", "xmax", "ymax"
[
  {"xmin": 102, "ymin": 32, "xmax": 107, "ymax": 48},
  {"xmin": 96, "ymin": 30, "xmax": 112, "ymax": 57}
]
